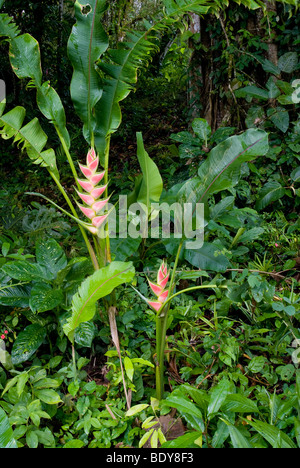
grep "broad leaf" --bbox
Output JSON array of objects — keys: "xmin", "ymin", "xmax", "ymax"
[
  {"xmin": 0, "ymin": 285, "xmax": 31, "ymax": 308},
  {"xmin": 162, "ymin": 431, "xmax": 202, "ymax": 448},
  {"xmin": 267, "ymin": 107, "xmax": 289, "ymax": 133},
  {"xmin": 0, "ymin": 408, "xmax": 17, "ymax": 448},
  {"xmin": 192, "ymin": 118, "xmax": 211, "ymax": 145},
  {"xmin": 227, "ymin": 423, "xmax": 253, "ymax": 448},
  {"xmin": 256, "ymin": 181, "xmax": 285, "ymax": 211},
  {"xmin": 133, "ymin": 132, "xmax": 163, "ymax": 211},
  {"xmin": 29, "ymin": 283, "xmax": 63, "ymax": 313},
  {"xmin": 278, "ymin": 52, "xmax": 298, "ymax": 74},
  {"xmin": 178, "ymin": 128, "xmax": 269, "ymax": 211},
  {"xmin": 11, "ymin": 324, "xmax": 47, "ymax": 365},
  {"xmin": 9, "ymin": 34, "xmax": 42, "ymax": 85},
  {"xmin": 0, "ymin": 106, "xmax": 59, "ymax": 179},
  {"xmin": 8, "ymin": 30, "xmax": 70, "ymax": 149},
  {"xmin": 35, "ymin": 238, "xmax": 67, "ymax": 280},
  {"xmin": 221, "ymin": 394, "xmax": 259, "ymax": 413},
  {"xmin": 247, "ymin": 419, "xmax": 297, "ymax": 448},
  {"xmin": 163, "ymin": 394, "xmax": 203, "ymax": 420},
  {"xmin": 75, "ymin": 321, "xmax": 97, "ymax": 347},
  {"xmin": 207, "ymin": 378, "xmax": 232, "ymax": 417},
  {"xmin": 291, "ymin": 166, "xmax": 300, "ymax": 183},
  {"xmin": 184, "ymin": 242, "xmax": 229, "ymax": 272},
  {"xmin": 0, "ymin": 12, "xmax": 20, "ymax": 39},
  {"xmin": 63, "ymin": 261, "xmax": 135, "ymax": 341},
  {"xmin": 68, "ymin": 0, "xmax": 108, "ymax": 143},
  {"xmin": 2, "ymin": 260, "xmax": 49, "ymax": 282}
]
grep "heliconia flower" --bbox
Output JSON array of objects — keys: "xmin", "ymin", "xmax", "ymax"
[
  {"xmin": 148, "ymin": 301, "xmax": 163, "ymax": 312},
  {"xmin": 147, "ymin": 262, "xmax": 170, "ymax": 312},
  {"xmin": 76, "ymin": 148, "xmax": 109, "ymax": 233}
]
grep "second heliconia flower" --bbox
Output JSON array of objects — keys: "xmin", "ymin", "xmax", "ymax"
[
  {"xmin": 76, "ymin": 148, "xmax": 109, "ymax": 234},
  {"xmin": 148, "ymin": 262, "xmax": 169, "ymax": 312}
]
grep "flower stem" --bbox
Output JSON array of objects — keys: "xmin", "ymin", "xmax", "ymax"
[
  {"xmin": 155, "ymin": 241, "xmax": 183, "ymax": 400},
  {"xmin": 50, "ymin": 171, "xmax": 99, "ymax": 270}
]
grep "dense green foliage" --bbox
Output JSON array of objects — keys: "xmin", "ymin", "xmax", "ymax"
[{"xmin": 0, "ymin": 0, "xmax": 299, "ymax": 449}]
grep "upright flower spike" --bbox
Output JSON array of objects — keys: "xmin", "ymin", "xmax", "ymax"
[
  {"xmin": 76, "ymin": 148, "xmax": 109, "ymax": 233},
  {"xmin": 147, "ymin": 262, "xmax": 170, "ymax": 312}
]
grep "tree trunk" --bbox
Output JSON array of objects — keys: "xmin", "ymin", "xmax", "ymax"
[
  {"xmin": 256, "ymin": 0, "xmax": 278, "ymax": 66},
  {"xmin": 187, "ymin": 13, "xmax": 202, "ymax": 121}
]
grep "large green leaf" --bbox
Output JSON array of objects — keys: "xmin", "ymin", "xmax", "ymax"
[
  {"xmin": 9, "ymin": 34, "xmax": 42, "ymax": 86},
  {"xmin": 63, "ymin": 261, "xmax": 135, "ymax": 342},
  {"xmin": 179, "ymin": 128, "xmax": 269, "ymax": 209},
  {"xmin": 0, "ymin": 285, "xmax": 31, "ymax": 308},
  {"xmin": 2, "ymin": 260, "xmax": 49, "ymax": 282},
  {"xmin": 207, "ymin": 378, "xmax": 232, "ymax": 418},
  {"xmin": 35, "ymin": 238, "xmax": 67, "ymax": 280},
  {"xmin": 29, "ymin": 283, "xmax": 63, "ymax": 313},
  {"xmin": 255, "ymin": 181, "xmax": 285, "ymax": 211},
  {"xmin": 68, "ymin": 0, "xmax": 108, "ymax": 143},
  {"xmin": 184, "ymin": 242, "xmax": 229, "ymax": 272},
  {"xmin": 8, "ymin": 32, "xmax": 70, "ymax": 149},
  {"xmin": 227, "ymin": 423, "xmax": 253, "ymax": 448},
  {"xmin": 132, "ymin": 132, "xmax": 163, "ymax": 212},
  {"xmin": 0, "ymin": 408, "xmax": 17, "ymax": 448},
  {"xmin": 0, "ymin": 12, "xmax": 20, "ymax": 39},
  {"xmin": 0, "ymin": 106, "xmax": 60, "ymax": 179},
  {"xmin": 247, "ymin": 419, "xmax": 297, "ymax": 448},
  {"xmin": 11, "ymin": 324, "xmax": 47, "ymax": 365}
]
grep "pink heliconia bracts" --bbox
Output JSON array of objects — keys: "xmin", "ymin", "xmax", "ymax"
[
  {"xmin": 76, "ymin": 148, "xmax": 109, "ymax": 233},
  {"xmin": 148, "ymin": 262, "xmax": 170, "ymax": 312}
]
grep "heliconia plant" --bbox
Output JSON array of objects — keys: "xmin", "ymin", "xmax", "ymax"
[
  {"xmin": 148, "ymin": 262, "xmax": 170, "ymax": 312},
  {"xmin": 76, "ymin": 147, "xmax": 109, "ymax": 234},
  {"xmin": 0, "ymin": 0, "xmax": 275, "ymax": 406}
]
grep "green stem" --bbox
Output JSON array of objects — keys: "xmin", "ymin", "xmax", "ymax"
[
  {"xmin": 104, "ymin": 137, "xmax": 112, "ymax": 264},
  {"xmin": 56, "ymin": 127, "xmax": 81, "ymax": 190},
  {"xmin": 155, "ymin": 241, "xmax": 183, "ymax": 400},
  {"xmin": 50, "ymin": 171, "xmax": 99, "ymax": 270}
]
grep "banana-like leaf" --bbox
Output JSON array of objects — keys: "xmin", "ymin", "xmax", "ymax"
[
  {"xmin": 9, "ymin": 33, "xmax": 42, "ymax": 86},
  {"xmin": 63, "ymin": 261, "xmax": 135, "ymax": 342},
  {"xmin": 8, "ymin": 32, "xmax": 70, "ymax": 148},
  {"xmin": 0, "ymin": 106, "xmax": 60, "ymax": 179},
  {"xmin": 179, "ymin": 128, "xmax": 269, "ymax": 210},
  {"xmin": 68, "ymin": 0, "xmax": 109, "ymax": 143},
  {"xmin": 131, "ymin": 132, "xmax": 163, "ymax": 212},
  {"xmin": 0, "ymin": 408, "xmax": 17, "ymax": 448}
]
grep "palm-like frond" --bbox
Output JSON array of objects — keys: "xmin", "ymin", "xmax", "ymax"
[{"xmin": 94, "ymin": 25, "xmax": 161, "ymax": 161}]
